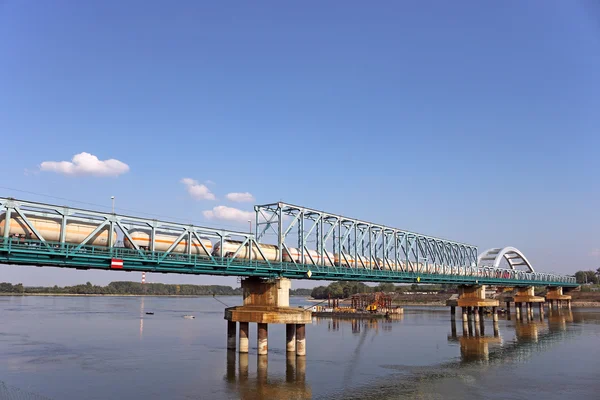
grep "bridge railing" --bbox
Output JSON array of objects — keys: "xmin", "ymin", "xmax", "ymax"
[{"xmin": 0, "ymin": 237, "xmax": 576, "ymax": 285}]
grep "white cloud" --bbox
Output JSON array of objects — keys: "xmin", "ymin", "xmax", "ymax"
[
  {"xmin": 591, "ymin": 249, "xmax": 600, "ymax": 258},
  {"xmin": 203, "ymin": 206, "xmax": 254, "ymax": 223},
  {"xmin": 205, "ymin": 180, "xmax": 216, "ymax": 185},
  {"xmin": 40, "ymin": 152, "xmax": 129, "ymax": 177},
  {"xmin": 226, "ymin": 192, "xmax": 255, "ymax": 203},
  {"xmin": 181, "ymin": 178, "xmax": 216, "ymax": 200}
]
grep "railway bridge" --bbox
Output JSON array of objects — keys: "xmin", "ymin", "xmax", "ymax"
[{"xmin": 0, "ymin": 196, "xmax": 578, "ymax": 357}]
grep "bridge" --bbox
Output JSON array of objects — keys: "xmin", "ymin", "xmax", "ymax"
[{"xmin": 0, "ymin": 196, "xmax": 577, "ymax": 357}]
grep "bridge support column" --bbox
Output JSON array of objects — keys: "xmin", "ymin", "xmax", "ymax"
[
  {"xmin": 296, "ymin": 324, "xmax": 306, "ymax": 356},
  {"xmin": 545, "ymin": 287, "xmax": 571, "ymax": 311},
  {"xmin": 286, "ymin": 324, "xmax": 296, "ymax": 353},
  {"xmin": 462, "ymin": 307, "xmax": 468, "ymax": 322},
  {"xmin": 257, "ymin": 323, "xmax": 268, "ymax": 355},
  {"xmin": 492, "ymin": 307, "xmax": 498, "ymax": 322},
  {"xmin": 239, "ymin": 322, "xmax": 249, "ymax": 353},
  {"xmin": 227, "ymin": 321, "xmax": 236, "ymax": 351},
  {"xmin": 224, "ymin": 277, "xmax": 311, "ymax": 357},
  {"xmin": 450, "ymin": 306, "xmax": 456, "ymax": 321},
  {"xmin": 506, "ymin": 301, "xmax": 511, "ymax": 314},
  {"xmin": 456, "ymin": 285, "xmax": 498, "ymax": 321},
  {"xmin": 510, "ymin": 287, "xmax": 544, "ymax": 319}
]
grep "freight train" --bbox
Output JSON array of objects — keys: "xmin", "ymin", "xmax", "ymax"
[{"xmin": 0, "ymin": 214, "xmax": 491, "ymax": 276}]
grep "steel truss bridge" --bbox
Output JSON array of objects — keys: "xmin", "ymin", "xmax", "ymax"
[{"xmin": 0, "ymin": 197, "xmax": 576, "ymax": 287}]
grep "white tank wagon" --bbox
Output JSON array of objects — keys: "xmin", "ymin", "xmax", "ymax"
[
  {"xmin": 284, "ymin": 248, "xmax": 335, "ymax": 266},
  {"xmin": 0, "ymin": 214, "xmax": 116, "ymax": 246},
  {"xmin": 213, "ymin": 240, "xmax": 280, "ymax": 262},
  {"xmin": 123, "ymin": 229, "xmax": 213, "ymax": 255}
]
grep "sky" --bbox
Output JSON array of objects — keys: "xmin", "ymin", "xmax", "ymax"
[{"xmin": 0, "ymin": 1, "xmax": 599, "ymax": 288}]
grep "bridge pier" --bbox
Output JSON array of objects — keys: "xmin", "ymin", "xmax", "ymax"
[
  {"xmin": 227, "ymin": 320, "xmax": 236, "ymax": 351},
  {"xmin": 239, "ymin": 322, "xmax": 249, "ymax": 353},
  {"xmin": 455, "ymin": 285, "xmax": 499, "ymax": 321},
  {"xmin": 224, "ymin": 277, "xmax": 311, "ymax": 356},
  {"xmin": 546, "ymin": 287, "xmax": 571, "ymax": 311},
  {"xmin": 507, "ymin": 286, "xmax": 544, "ymax": 320}
]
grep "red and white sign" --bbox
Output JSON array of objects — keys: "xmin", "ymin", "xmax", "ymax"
[{"xmin": 110, "ymin": 259, "xmax": 123, "ymax": 269}]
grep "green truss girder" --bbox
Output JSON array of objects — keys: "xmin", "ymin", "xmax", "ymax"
[{"xmin": 0, "ymin": 239, "xmax": 578, "ymax": 287}]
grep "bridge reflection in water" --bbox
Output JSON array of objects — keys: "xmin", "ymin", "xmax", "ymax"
[
  {"xmin": 448, "ymin": 309, "xmax": 576, "ymax": 363},
  {"xmin": 224, "ymin": 352, "xmax": 311, "ymax": 400},
  {"xmin": 221, "ymin": 310, "xmax": 581, "ymax": 399}
]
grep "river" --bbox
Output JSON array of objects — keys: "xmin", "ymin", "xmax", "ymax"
[{"xmin": 0, "ymin": 296, "xmax": 598, "ymax": 399}]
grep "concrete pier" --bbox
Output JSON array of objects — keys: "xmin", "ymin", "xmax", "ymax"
[
  {"xmin": 296, "ymin": 324, "xmax": 306, "ymax": 356},
  {"xmin": 224, "ymin": 277, "xmax": 311, "ymax": 356},
  {"xmin": 227, "ymin": 320, "xmax": 237, "ymax": 351},
  {"xmin": 286, "ymin": 324, "xmax": 296, "ymax": 353},
  {"xmin": 450, "ymin": 306, "xmax": 456, "ymax": 321},
  {"xmin": 492, "ymin": 307, "xmax": 498, "ymax": 322},
  {"xmin": 239, "ymin": 322, "xmax": 249, "ymax": 353},
  {"xmin": 474, "ymin": 307, "xmax": 480, "ymax": 323},
  {"xmin": 456, "ymin": 285, "xmax": 499, "ymax": 312},
  {"xmin": 258, "ymin": 323, "xmax": 268, "ymax": 355},
  {"xmin": 545, "ymin": 287, "xmax": 571, "ymax": 311}
]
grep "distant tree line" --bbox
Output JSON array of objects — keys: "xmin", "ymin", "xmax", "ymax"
[
  {"xmin": 310, "ymin": 281, "xmax": 453, "ymax": 299},
  {"xmin": 0, "ymin": 281, "xmax": 314, "ymax": 296},
  {"xmin": 574, "ymin": 269, "xmax": 600, "ymax": 284}
]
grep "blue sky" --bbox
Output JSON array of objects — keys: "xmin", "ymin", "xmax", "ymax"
[{"xmin": 1, "ymin": 1, "xmax": 599, "ymax": 288}]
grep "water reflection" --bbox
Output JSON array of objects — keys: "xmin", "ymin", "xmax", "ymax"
[
  {"xmin": 449, "ymin": 309, "xmax": 577, "ymax": 363},
  {"xmin": 139, "ymin": 297, "xmax": 145, "ymax": 338},
  {"xmin": 224, "ymin": 353, "xmax": 311, "ymax": 399},
  {"xmin": 449, "ymin": 319, "xmax": 502, "ymax": 362},
  {"xmin": 313, "ymin": 314, "xmax": 403, "ymax": 335}
]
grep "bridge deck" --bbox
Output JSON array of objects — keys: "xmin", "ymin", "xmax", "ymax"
[{"xmin": 0, "ymin": 239, "xmax": 578, "ymax": 287}]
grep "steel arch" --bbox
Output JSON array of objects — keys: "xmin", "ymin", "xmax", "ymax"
[{"xmin": 477, "ymin": 246, "xmax": 535, "ymax": 272}]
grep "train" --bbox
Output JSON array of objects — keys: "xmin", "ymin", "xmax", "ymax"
[{"xmin": 0, "ymin": 213, "xmax": 488, "ymax": 275}]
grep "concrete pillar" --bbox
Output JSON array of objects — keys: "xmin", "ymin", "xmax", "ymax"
[
  {"xmin": 568, "ymin": 299, "xmax": 571, "ymax": 310},
  {"xmin": 474, "ymin": 318, "xmax": 481, "ymax": 337},
  {"xmin": 257, "ymin": 323, "xmax": 268, "ymax": 355},
  {"xmin": 516, "ymin": 302, "xmax": 522, "ymax": 319},
  {"xmin": 493, "ymin": 321, "xmax": 499, "ymax": 337},
  {"xmin": 492, "ymin": 307, "xmax": 498, "ymax": 322},
  {"xmin": 239, "ymin": 322, "xmax": 249, "ymax": 353},
  {"xmin": 227, "ymin": 321, "xmax": 236, "ymax": 351},
  {"xmin": 462, "ymin": 320, "xmax": 469, "ymax": 336},
  {"xmin": 451, "ymin": 306, "xmax": 456, "ymax": 321},
  {"xmin": 296, "ymin": 324, "xmax": 306, "ymax": 356},
  {"xmin": 479, "ymin": 318, "xmax": 485, "ymax": 335},
  {"xmin": 462, "ymin": 307, "xmax": 468, "ymax": 322},
  {"xmin": 286, "ymin": 324, "xmax": 296, "ymax": 353},
  {"xmin": 506, "ymin": 301, "xmax": 511, "ymax": 314},
  {"xmin": 474, "ymin": 307, "xmax": 480, "ymax": 323}
]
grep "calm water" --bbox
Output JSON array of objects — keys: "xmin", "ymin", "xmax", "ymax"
[{"xmin": 0, "ymin": 296, "xmax": 599, "ymax": 400}]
